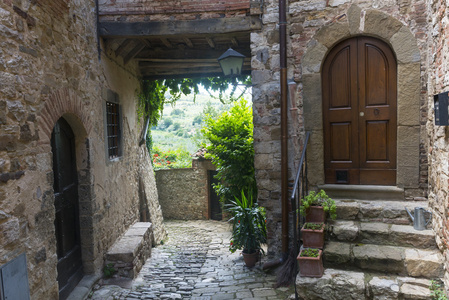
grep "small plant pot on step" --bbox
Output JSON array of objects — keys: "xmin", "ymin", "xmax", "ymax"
[
  {"xmin": 305, "ymin": 206, "xmax": 325, "ymax": 223},
  {"xmin": 301, "ymin": 223, "xmax": 324, "ymax": 249},
  {"xmin": 297, "ymin": 248, "xmax": 324, "ymax": 278}
]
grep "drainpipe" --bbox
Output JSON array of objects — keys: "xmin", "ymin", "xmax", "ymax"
[{"xmin": 279, "ymin": 0, "xmax": 289, "ymax": 260}]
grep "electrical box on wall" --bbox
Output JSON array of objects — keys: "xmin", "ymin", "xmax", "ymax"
[{"xmin": 434, "ymin": 92, "xmax": 449, "ymax": 126}]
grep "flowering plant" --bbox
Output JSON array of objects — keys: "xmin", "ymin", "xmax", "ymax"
[
  {"xmin": 227, "ymin": 190, "xmax": 267, "ymax": 254},
  {"xmin": 151, "ymin": 146, "xmax": 191, "ymax": 170}
]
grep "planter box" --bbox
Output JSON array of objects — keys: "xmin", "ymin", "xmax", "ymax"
[
  {"xmin": 301, "ymin": 224, "xmax": 324, "ymax": 249},
  {"xmin": 305, "ymin": 206, "xmax": 325, "ymax": 223},
  {"xmin": 297, "ymin": 249, "xmax": 324, "ymax": 278}
]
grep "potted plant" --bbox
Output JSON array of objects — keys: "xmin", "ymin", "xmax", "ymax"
[
  {"xmin": 297, "ymin": 248, "xmax": 324, "ymax": 278},
  {"xmin": 300, "ymin": 190, "xmax": 337, "ymax": 222},
  {"xmin": 301, "ymin": 222, "xmax": 325, "ymax": 249},
  {"xmin": 226, "ymin": 190, "xmax": 267, "ymax": 267}
]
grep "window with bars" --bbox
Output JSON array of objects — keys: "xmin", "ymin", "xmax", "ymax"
[{"xmin": 106, "ymin": 101, "xmax": 121, "ymax": 159}]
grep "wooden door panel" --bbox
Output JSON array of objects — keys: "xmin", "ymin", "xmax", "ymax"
[
  {"xmin": 330, "ymin": 122, "xmax": 351, "ymax": 162},
  {"xmin": 323, "ymin": 37, "xmax": 397, "ymax": 185},
  {"xmin": 365, "ymin": 121, "xmax": 388, "ymax": 161},
  {"xmin": 329, "ymin": 47, "xmax": 352, "ymax": 108},
  {"xmin": 51, "ymin": 118, "xmax": 83, "ymax": 300},
  {"xmin": 365, "ymin": 45, "xmax": 388, "ymax": 106}
]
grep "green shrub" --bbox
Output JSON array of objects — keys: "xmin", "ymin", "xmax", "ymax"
[{"xmin": 202, "ymin": 98, "xmax": 256, "ymax": 202}]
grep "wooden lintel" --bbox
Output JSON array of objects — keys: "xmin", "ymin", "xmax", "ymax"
[
  {"xmin": 206, "ymin": 37, "xmax": 215, "ymax": 49},
  {"xmin": 99, "ymin": 16, "xmax": 262, "ymax": 38}
]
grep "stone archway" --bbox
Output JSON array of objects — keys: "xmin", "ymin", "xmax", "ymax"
[
  {"xmin": 37, "ymin": 88, "xmax": 97, "ymax": 275},
  {"xmin": 302, "ymin": 6, "xmax": 421, "ymax": 190}
]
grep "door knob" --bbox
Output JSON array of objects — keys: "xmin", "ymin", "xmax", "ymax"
[{"xmin": 359, "ymin": 112, "xmax": 364, "ymax": 117}]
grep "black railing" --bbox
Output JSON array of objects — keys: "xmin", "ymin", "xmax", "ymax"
[{"xmin": 290, "ymin": 131, "xmax": 311, "ymax": 279}]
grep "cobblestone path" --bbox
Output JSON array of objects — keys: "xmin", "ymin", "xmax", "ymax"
[{"xmin": 89, "ymin": 220, "xmax": 293, "ymax": 299}]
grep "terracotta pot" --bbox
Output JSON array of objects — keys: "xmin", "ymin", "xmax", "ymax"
[
  {"xmin": 242, "ymin": 250, "xmax": 259, "ymax": 267},
  {"xmin": 305, "ymin": 206, "xmax": 325, "ymax": 223},
  {"xmin": 297, "ymin": 249, "xmax": 324, "ymax": 278},
  {"xmin": 301, "ymin": 223, "xmax": 325, "ymax": 249}
]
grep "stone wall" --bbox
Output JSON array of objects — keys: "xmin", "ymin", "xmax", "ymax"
[
  {"xmin": 426, "ymin": 0, "xmax": 449, "ymax": 289},
  {"xmin": 155, "ymin": 159, "xmax": 216, "ymax": 220},
  {"xmin": 251, "ymin": 0, "xmax": 429, "ymax": 256},
  {"xmin": 0, "ymin": 1, "xmax": 165, "ymax": 299}
]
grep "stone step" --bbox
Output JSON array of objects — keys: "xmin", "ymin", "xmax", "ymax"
[
  {"xmin": 320, "ymin": 184, "xmax": 405, "ymax": 201},
  {"xmin": 334, "ymin": 199, "xmax": 429, "ymax": 225},
  {"xmin": 323, "ymin": 241, "xmax": 443, "ymax": 278},
  {"xmin": 328, "ymin": 220, "xmax": 437, "ymax": 249},
  {"xmin": 296, "ymin": 269, "xmax": 434, "ymax": 300}
]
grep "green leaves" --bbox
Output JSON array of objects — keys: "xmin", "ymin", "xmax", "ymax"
[
  {"xmin": 227, "ymin": 191, "xmax": 267, "ymax": 253},
  {"xmin": 202, "ymin": 98, "xmax": 256, "ymax": 203}
]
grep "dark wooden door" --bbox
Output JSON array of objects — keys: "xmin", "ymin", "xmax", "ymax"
[
  {"xmin": 323, "ymin": 37, "xmax": 397, "ymax": 185},
  {"xmin": 208, "ymin": 171, "xmax": 222, "ymax": 220},
  {"xmin": 51, "ymin": 118, "xmax": 83, "ymax": 300}
]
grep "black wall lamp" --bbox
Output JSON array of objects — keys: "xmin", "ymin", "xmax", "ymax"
[{"xmin": 217, "ymin": 48, "xmax": 245, "ymax": 76}]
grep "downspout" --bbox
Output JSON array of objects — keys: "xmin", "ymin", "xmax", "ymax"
[{"xmin": 279, "ymin": 0, "xmax": 289, "ymax": 260}]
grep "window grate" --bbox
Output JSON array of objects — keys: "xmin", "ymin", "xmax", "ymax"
[{"xmin": 106, "ymin": 101, "xmax": 120, "ymax": 159}]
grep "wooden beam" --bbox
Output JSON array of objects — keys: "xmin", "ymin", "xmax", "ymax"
[
  {"xmin": 99, "ymin": 16, "xmax": 262, "ymax": 38},
  {"xmin": 206, "ymin": 37, "xmax": 215, "ymax": 49},
  {"xmin": 231, "ymin": 37, "xmax": 239, "ymax": 47},
  {"xmin": 115, "ymin": 39, "xmax": 133, "ymax": 57},
  {"xmin": 124, "ymin": 43, "xmax": 146, "ymax": 65},
  {"xmin": 160, "ymin": 38, "xmax": 173, "ymax": 48},
  {"xmin": 140, "ymin": 38, "xmax": 152, "ymax": 48},
  {"xmin": 142, "ymin": 69, "xmax": 251, "ymax": 80},
  {"xmin": 135, "ymin": 48, "xmax": 251, "ymax": 60},
  {"xmin": 183, "ymin": 37, "xmax": 194, "ymax": 48}
]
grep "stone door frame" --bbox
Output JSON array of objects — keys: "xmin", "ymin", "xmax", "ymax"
[
  {"xmin": 302, "ymin": 6, "xmax": 421, "ymax": 190},
  {"xmin": 37, "ymin": 88, "xmax": 98, "ymax": 274}
]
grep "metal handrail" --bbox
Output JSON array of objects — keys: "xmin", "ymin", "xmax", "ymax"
[
  {"xmin": 291, "ymin": 131, "xmax": 310, "ymax": 200},
  {"xmin": 290, "ymin": 131, "xmax": 311, "ymax": 293}
]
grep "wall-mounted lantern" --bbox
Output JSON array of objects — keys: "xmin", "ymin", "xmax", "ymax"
[
  {"xmin": 434, "ymin": 92, "xmax": 449, "ymax": 126},
  {"xmin": 217, "ymin": 48, "xmax": 245, "ymax": 76}
]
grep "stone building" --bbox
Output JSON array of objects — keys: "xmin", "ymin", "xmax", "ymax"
[
  {"xmin": 0, "ymin": 1, "xmax": 166, "ymax": 299},
  {"xmin": 3, "ymin": 0, "xmax": 449, "ymax": 298}
]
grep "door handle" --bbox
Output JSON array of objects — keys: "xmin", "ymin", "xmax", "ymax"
[{"xmin": 359, "ymin": 112, "xmax": 364, "ymax": 117}]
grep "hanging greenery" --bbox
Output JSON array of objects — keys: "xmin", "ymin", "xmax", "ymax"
[{"xmin": 137, "ymin": 75, "xmax": 251, "ymax": 129}]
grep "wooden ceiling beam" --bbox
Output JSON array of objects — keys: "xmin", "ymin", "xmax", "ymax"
[
  {"xmin": 160, "ymin": 38, "xmax": 173, "ymax": 49},
  {"xmin": 135, "ymin": 48, "xmax": 251, "ymax": 60},
  {"xmin": 183, "ymin": 37, "xmax": 194, "ymax": 48},
  {"xmin": 99, "ymin": 16, "xmax": 261, "ymax": 38},
  {"xmin": 206, "ymin": 37, "xmax": 215, "ymax": 49},
  {"xmin": 114, "ymin": 39, "xmax": 133, "ymax": 57},
  {"xmin": 142, "ymin": 69, "xmax": 251, "ymax": 80},
  {"xmin": 124, "ymin": 43, "xmax": 146, "ymax": 65},
  {"xmin": 231, "ymin": 37, "xmax": 239, "ymax": 47}
]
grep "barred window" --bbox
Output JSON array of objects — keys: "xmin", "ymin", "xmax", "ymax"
[{"xmin": 106, "ymin": 101, "xmax": 121, "ymax": 159}]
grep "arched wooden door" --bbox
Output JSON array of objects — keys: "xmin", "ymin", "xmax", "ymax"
[
  {"xmin": 322, "ymin": 37, "xmax": 397, "ymax": 185},
  {"xmin": 51, "ymin": 118, "xmax": 83, "ymax": 300}
]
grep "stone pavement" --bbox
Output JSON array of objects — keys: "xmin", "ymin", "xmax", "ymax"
[{"xmin": 88, "ymin": 220, "xmax": 294, "ymax": 299}]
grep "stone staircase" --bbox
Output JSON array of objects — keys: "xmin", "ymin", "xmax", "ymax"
[{"xmin": 296, "ymin": 186, "xmax": 444, "ymax": 300}]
